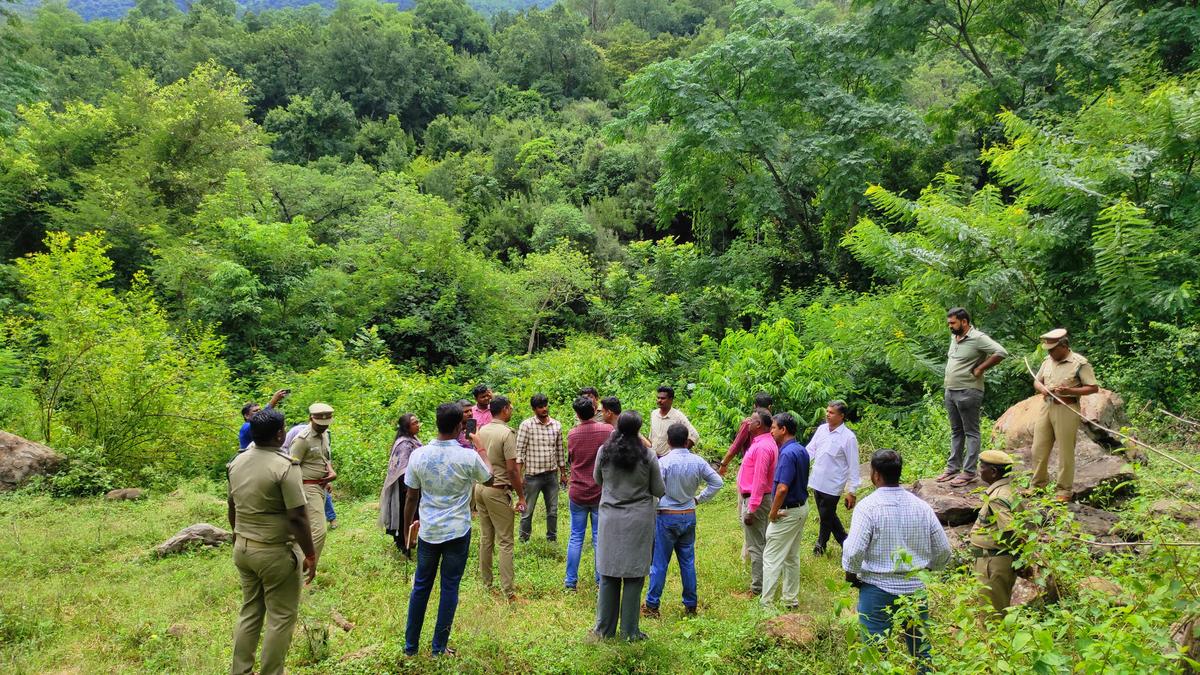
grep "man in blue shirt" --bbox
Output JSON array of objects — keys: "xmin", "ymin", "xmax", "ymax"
[
  {"xmin": 642, "ymin": 423, "xmax": 724, "ymax": 618},
  {"xmin": 762, "ymin": 412, "xmax": 811, "ymax": 608},
  {"xmin": 238, "ymin": 389, "xmax": 288, "ymax": 451},
  {"xmin": 403, "ymin": 402, "xmax": 491, "ymax": 657}
]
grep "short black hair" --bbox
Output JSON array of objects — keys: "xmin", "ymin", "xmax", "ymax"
[
  {"xmin": 250, "ymin": 408, "xmax": 285, "ymax": 446},
  {"xmin": 828, "ymin": 399, "xmax": 848, "ymax": 416},
  {"xmin": 871, "ymin": 449, "xmax": 903, "ymax": 485},
  {"xmin": 457, "ymin": 399, "xmax": 473, "ymax": 410},
  {"xmin": 472, "ymin": 384, "xmax": 490, "ymax": 398},
  {"xmin": 753, "ymin": 391, "xmax": 773, "ymax": 408},
  {"xmin": 657, "ymin": 385, "xmax": 674, "ymax": 399},
  {"xmin": 579, "ymin": 387, "xmax": 599, "ymax": 398},
  {"xmin": 241, "ymin": 402, "xmax": 257, "ymax": 418},
  {"xmin": 772, "ymin": 412, "xmax": 797, "ymax": 435},
  {"xmin": 600, "ymin": 396, "xmax": 621, "ymax": 414},
  {"xmin": 489, "ymin": 396, "xmax": 510, "ymax": 416},
  {"xmin": 436, "ymin": 402, "xmax": 464, "ymax": 434},
  {"xmin": 573, "ymin": 396, "xmax": 596, "ymax": 420},
  {"xmin": 530, "ymin": 393, "xmax": 549, "ymax": 409},
  {"xmin": 666, "ymin": 422, "xmax": 689, "ymax": 448},
  {"xmin": 753, "ymin": 408, "xmax": 772, "ymax": 428},
  {"xmin": 947, "ymin": 307, "xmax": 971, "ymax": 323}
]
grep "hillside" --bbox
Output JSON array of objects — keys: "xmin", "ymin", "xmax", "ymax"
[{"xmin": 25, "ymin": 0, "xmax": 551, "ymax": 21}]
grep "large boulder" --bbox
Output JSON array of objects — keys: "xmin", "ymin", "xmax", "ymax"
[
  {"xmin": 994, "ymin": 388, "xmax": 1127, "ymax": 450},
  {"xmin": 156, "ymin": 523, "xmax": 232, "ymax": 557},
  {"xmin": 1009, "ymin": 440, "xmax": 1135, "ymax": 502},
  {"xmin": 0, "ymin": 431, "xmax": 64, "ymax": 491},
  {"xmin": 911, "ymin": 478, "xmax": 983, "ymax": 526}
]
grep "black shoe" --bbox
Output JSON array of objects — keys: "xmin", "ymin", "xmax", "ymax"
[
  {"xmin": 625, "ymin": 631, "xmax": 649, "ymax": 642},
  {"xmin": 684, "ymin": 606, "xmax": 698, "ymax": 617},
  {"xmin": 812, "ymin": 545, "xmax": 826, "ymax": 556},
  {"xmin": 641, "ymin": 604, "xmax": 660, "ymax": 618}
]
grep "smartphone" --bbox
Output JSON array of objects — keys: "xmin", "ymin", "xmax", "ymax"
[{"xmin": 465, "ymin": 418, "xmax": 478, "ymax": 436}]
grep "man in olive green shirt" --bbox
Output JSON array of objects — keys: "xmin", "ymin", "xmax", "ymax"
[
  {"xmin": 227, "ymin": 408, "xmax": 317, "ymax": 675},
  {"xmin": 288, "ymin": 403, "xmax": 336, "ymax": 558},
  {"xmin": 475, "ymin": 396, "xmax": 526, "ymax": 600},
  {"xmin": 970, "ymin": 450, "xmax": 1019, "ymax": 613},
  {"xmin": 938, "ymin": 308, "xmax": 1008, "ymax": 487}
]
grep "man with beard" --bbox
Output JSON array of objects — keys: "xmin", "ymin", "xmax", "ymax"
[{"xmin": 936, "ymin": 308, "xmax": 1008, "ymax": 488}]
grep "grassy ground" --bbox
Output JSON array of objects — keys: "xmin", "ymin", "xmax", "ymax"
[{"xmin": 0, "ymin": 480, "xmax": 864, "ymax": 674}]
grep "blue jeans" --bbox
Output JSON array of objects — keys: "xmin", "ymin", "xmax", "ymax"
[
  {"xmin": 405, "ymin": 532, "xmax": 471, "ymax": 655},
  {"xmin": 324, "ymin": 490, "xmax": 336, "ymax": 522},
  {"xmin": 644, "ymin": 512, "xmax": 697, "ymax": 609},
  {"xmin": 857, "ymin": 583, "xmax": 930, "ymax": 663},
  {"xmin": 564, "ymin": 500, "xmax": 599, "ymax": 588}
]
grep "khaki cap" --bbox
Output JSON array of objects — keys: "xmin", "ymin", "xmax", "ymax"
[
  {"xmin": 1039, "ymin": 328, "xmax": 1068, "ymax": 347},
  {"xmin": 308, "ymin": 402, "xmax": 334, "ymax": 423},
  {"xmin": 979, "ymin": 450, "xmax": 1014, "ymax": 466}
]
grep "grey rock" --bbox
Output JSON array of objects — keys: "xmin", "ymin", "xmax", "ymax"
[
  {"xmin": 0, "ymin": 431, "xmax": 64, "ymax": 491},
  {"xmin": 156, "ymin": 523, "xmax": 232, "ymax": 557},
  {"xmin": 105, "ymin": 488, "xmax": 145, "ymax": 501}
]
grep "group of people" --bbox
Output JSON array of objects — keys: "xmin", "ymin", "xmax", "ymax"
[{"xmin": 223, "ymin": 307, "xmax": 1099, "ymax": 673}]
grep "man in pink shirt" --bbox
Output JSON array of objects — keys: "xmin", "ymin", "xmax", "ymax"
[
  {"xmin": 717, "ymin": 392, "xmax": 773, "ymax": 477},
  {"xmin": 471, "ymin": 385, "xmax": 494, "ymax": 428},
  {"xmin": 737, "ymin": 409, "xmax": 778, "ymax": 596}
]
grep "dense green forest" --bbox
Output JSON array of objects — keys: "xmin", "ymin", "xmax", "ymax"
[{"xmin": 2, "ymin": 0, "xmax": 1200, "ymax": 671}]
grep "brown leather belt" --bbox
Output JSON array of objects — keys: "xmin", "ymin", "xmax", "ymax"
[
  {"xmin": 658, "ymin": 508, "xmax": 695, "ymax": 515},
  {"xmin": 1045, "ymin": 395, "xmax": 1079, "ymax": 405},
  {"xmin": 483, "ymin": 483, "xmax": 512, "ymax": 490},
  {"xmin": 303, "ymin": 479, "xmax": 326, "ymax": 485}
]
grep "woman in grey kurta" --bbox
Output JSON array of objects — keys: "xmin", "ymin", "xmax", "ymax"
[
  {"xmin": 379, "ymin": 413, "xmax": 421, "ymax": 556},
  {"xmin": 592, "ymin": 411, "xmax": 665, "ymax": 640}
]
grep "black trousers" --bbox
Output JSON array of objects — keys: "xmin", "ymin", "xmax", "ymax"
[
  {"xmin": 813, "ymin": 489, "xmax": 847, "ymax": 550},
  {"xmin": 595, "ymin": 576, "xmax": 645, "ymax": 639}
]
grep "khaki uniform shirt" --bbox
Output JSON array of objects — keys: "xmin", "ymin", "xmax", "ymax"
[
  {"xmin": 1035, "ymin": 351, "xmax": 1098, "ymax": 402},
  {"xmin": 477, "ymin": 420, "xmax": 517, "ymax": 485},
  {"xmin": 650, "ymin": 407, "xmax": 699, "ymax": 457},
  {"xmin": 969, "ymin": 476, "xmax": 1015, "ymax": 552},
  {"xmin": 944, "ymin": 327, "xmax": 1008, "ymax": 391},
  {"xmin": 227, "ymin": 445, "xmax": 307, "ymax": 544},
  {"xmin": 289, "ymin": 425, "xmax": 330, "ymax": 481}
]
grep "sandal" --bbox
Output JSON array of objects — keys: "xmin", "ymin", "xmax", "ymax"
[
  {"xmin": 935, "ymin": 470, "xmax": 957, "ymax": 483},
  {"xmin": 949, "ymin": 473, "xmax": 976, "ymax": 487}
]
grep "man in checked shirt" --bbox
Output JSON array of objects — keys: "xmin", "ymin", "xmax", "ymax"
[
  {"xmin": 517, "ymin": 393, "xmax": 566, "ymax": 543},
  {"xmin": 843, "ymin": 449, "xmax": 950, "ymax": 667}
]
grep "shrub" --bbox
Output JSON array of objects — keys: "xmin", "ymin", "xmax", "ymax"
[{"xmin": 47, "ymin": 447, "xmax": 117, "ymax": 498}]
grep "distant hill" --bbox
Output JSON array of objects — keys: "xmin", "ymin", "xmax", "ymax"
[{"xmin": 29, "ymin": 0, "xmax": 552, "ymax": 21}]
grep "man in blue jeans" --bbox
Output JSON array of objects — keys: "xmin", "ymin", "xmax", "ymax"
[
  {"xmin": 843, "ymin": 449, "xmax": 950, "ymax": 668},
  {"xmin": 642, "ymin": 423, "xmax": 724, "ymax": 617},
  {"xmin": 564, "ymin": 396, "xmax": 611, "ymax": 590},
  {"xmin": 402, "ymin": 402, "xmax": 491, "ymax": 657}
]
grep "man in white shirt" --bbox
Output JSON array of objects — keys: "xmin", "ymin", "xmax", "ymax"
[
  {"xmin": 649, "ymin": 386, "xmax": 699, "ymax": 457},
  {"xmin": 807, "ymin": 400, "xmax": 860, "ymax": 556},
  {"xmin": 843, "ymin": 449, "xmax": 950, "ymax": 664}
]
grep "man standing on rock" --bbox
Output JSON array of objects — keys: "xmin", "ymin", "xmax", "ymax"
[
  {"xmin": 227, "ymin": 408, "xmax": 317, "ymax": 675},
  {"xmin": 937, "ymin": 308, "xmax": 1008, "ymax": 488},
  {"xmin": 1031, "ymin": 328, "xmax": 1098, "ymax": 501},
  {"xmin": 287, "ymin": 403, "xmax": 336, "ymax": 558},
  {"xmin": 970, "ymin": 450, "xmax": 1019, "ymax": 614}
]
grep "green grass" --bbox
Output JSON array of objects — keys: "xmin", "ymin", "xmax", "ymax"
[{"xmin": 0, "ymin": 481, "xmax": 864, "ymax": 674}]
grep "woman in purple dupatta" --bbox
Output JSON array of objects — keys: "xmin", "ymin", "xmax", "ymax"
[{"xmin": 379, "ymin": 413, "xmax": 421, "ymax": 556}]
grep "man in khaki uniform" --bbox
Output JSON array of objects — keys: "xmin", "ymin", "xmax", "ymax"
[
  {"xmin": 474, "ymin": 396, "xmax": 526, "ymax": 600},
  {"xmin": 1031, "ymin": 329, "xmax": 1099, "ymax": 501},
  {"xmin": 288, "ymin": 403, "xmax": 336, "ymax": 558},
  {"xmin": 227, "ymin": 408, "xmax": 317, "ymax": 675},
  {"xmin": 970, "ymin": 450, "xmax": 1019, "ymax": 613}
]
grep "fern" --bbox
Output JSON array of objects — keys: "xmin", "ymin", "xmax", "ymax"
[{"xmin": 1092, "ymin": 199, "xmax": 1157, "ymax": 318}]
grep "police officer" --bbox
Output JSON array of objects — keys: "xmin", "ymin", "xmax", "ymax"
[
  {"xmin": 289, "ymin": 403, "xmax": 336, "ymax": 558},
  {"xmin": 1031, "ymin": 329, "xmax": 1099, "ymax": 501},
  {"xmin": 227, "ymin": 408, "xmax": 317, "ymax": 675},
  {"xmin": 969, "ymin": 450, "xmax": 1018, "ymax": 613}
]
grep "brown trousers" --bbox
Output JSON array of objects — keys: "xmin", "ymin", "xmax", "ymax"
[
  {"xmin": 1031, "ymin": 402, "xmax": 1081, "ymax": 496},
  {"xmin": 974, "ymin": 554, "xmax": 1016, "ymax": 613},
  {"xmin": 476, "ymin": 484, "xmax": 516, "ymax": 597}
]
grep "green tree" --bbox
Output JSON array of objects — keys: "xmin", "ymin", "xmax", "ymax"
[
  {"xmin": 491, "ymin": 5, "xmax": 611, "ymax": 101},
  {"xmin": 263, "ymin": 88, "xmax": 359, "ymax": 163},
  {"xmin": 519, "ymin": 241, "xmax": 595, "ymax": 353},
  {"xmin": 413, "ymin": 0, "xmax": 490, "ymax": 54}
]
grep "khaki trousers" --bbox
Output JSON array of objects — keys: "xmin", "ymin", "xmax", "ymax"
[
  {"xmin": 761, "ymin": 504, "xmax": 810, "ymax": 606},
  {"xmin": 974, "ymin": 554, "xmax": 1016, "ymax": 613},
  {"xmin": 231, "ymin": 538, "xmax": 302, "ymax": 675},
  {"xmin": 476, "ymin": 484, "xmax": 516, "ymax": 596},
  {"xmin": 1031, "ymin": 402, "xmax": 1081, "ymax": 495},
  {"xmin": 740, "ymin": 497, "xmax": 771, "ymax": 594},
  {"xmin": 303, "ymin": 484, "xmax": 328, "ymax": 559}
]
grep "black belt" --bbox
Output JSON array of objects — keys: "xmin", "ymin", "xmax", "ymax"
[
  {"xmin": 783, "ymin": 502, "xmax": 805, "ymax": 509},
  {"xmin": 740, "ymin": 492, "xmax": 751, "ymax": 498}
]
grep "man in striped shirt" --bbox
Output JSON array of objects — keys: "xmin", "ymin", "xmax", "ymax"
[{"xmin": 843, "ymin": 449, "xmax": 950, "ymax": 664}]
